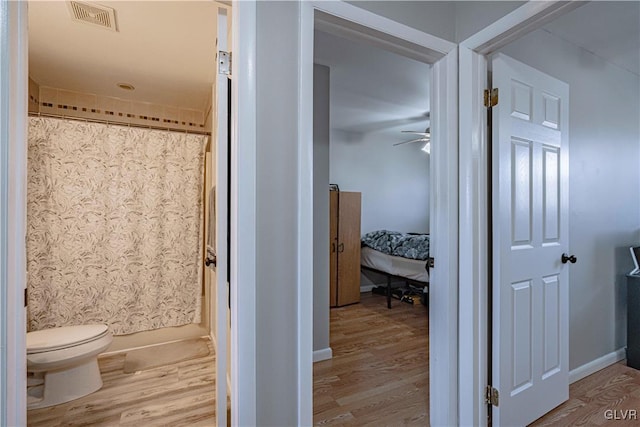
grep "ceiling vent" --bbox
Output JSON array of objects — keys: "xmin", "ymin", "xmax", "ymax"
[{"xmin": 67, "ymin": 1, "xmax": 118, "ymax": 32}]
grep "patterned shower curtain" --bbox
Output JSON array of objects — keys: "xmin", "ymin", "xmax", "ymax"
[{"xmin": 26, "ymin": 117, "xmax": 207, "ymax": 335}]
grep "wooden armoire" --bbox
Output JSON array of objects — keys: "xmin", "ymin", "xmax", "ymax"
[{"xmin": 329, "ymin": 191, "xmax": 361, "ymax": 307}]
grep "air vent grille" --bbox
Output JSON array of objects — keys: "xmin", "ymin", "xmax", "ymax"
[{"xmin": 67, "ymin": 1, "xmax": 117, "ymax": 32}]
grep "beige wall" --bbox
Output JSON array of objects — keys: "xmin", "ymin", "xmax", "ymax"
[
  {"xmin": 32, "ymin": 84, "xmax": 209, "ymax": 133},
  {"xmin": 28, "ymin": 78, "xmax": 39, "ymax": 113}
]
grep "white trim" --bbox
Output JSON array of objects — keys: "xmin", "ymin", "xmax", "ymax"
[
  {"xmin": 231, "ymin": 1, "xmax": 257, "ymax": 426},
  {"xmin": 460, "ymin": 1, "xmax": 585, "ymax": 54},
  {"xmin": 0, "ymin": 2, "xmax": 28, "ymax": 425},
  {"xmin": 458, "ymin": 45, "xmax": 488, "ymax": 427},
  {"xmin": 300, "ymin": 2, "xmax": 458, "ymax": 426},
  {"xmin": 215, "ymin": 9, "xmax": 230, "ymax": 427},
  {"xmin": 313, "ymin": 348, "xmax": 333, "ymax": 363},
  {"xmin": 569, "ymin": 349, "xmax": 626, "ymax": 384},
  {"xmin": 298, "ymin": 3, "xmax": 315, "ymax": 426},
  {"xmin": 429, "ymin": 47, "xmax": 459, "ymax": 426},
  {"xmin": 312, "ymin": 1, "xmax": 455, "ymax": 57}
]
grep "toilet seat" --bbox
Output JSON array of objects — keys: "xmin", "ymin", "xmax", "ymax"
[{"xmin": 27, "ymin": 324, "xmax": 109, "ymax": 354}]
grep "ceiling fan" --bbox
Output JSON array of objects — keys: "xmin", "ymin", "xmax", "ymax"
[{"xmin": 393, "ymin": 127, "xmax": 431, "ymax": 154}]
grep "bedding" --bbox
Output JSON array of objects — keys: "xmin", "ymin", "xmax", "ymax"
[
  {"xmin": 361, "ymin": 247, "xmax": 429, "ymax": 283},
  {"xmin": 361, "ymin": 230, "xmax": 430, "ymax": 308},
  {"xmin": 361, "ymin": 230, "xmax": 429, "ymax": 261}
]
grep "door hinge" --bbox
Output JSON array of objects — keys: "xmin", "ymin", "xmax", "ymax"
[
  {"xmin": 218, "ymin": 50, "xmax": 231, "ymax": 75},
  {"xmin": 24, "ymin": 288, "xmax": 28, "ymax": 307},
  {"xmin": 428, "ymin": 257, "xmax": 435, "ymax": 269},
  {"xmin": 484, "ymin": 88, "xmax": 499, "ymax": 108},
  {"xmin": 485, "ymin": 385, "xmax": 499, "ymax": 407}
]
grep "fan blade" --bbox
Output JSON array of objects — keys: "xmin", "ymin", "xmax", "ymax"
[
  {"xmin": 401, "ymin": 130, "xmax": 430, "ymax": 135},
  {"xmin": 393, "ymin": 138, "xmax": 425, "ymax": 146},
  {"xmin": 341, "ymin": 112, "xmax": 429, "ymax": 134}
]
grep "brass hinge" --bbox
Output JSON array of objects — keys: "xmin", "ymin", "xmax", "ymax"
[
  {"xmin": 485, "ymin": 385, "xmax": 499, "ymax": 407},
  {"xmin": 218, "ymin": 50, "xmax": 231, "ymax": 75},
  {"xmin": 484, "ymin": 88, "xmax": 499, "ymax": 108}
]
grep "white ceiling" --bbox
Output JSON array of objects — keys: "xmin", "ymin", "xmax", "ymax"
[
  {"xmin": 28, "ymin": 1, "xmax": 218, "ymax": 111},
  {"xmin": 542, "ymin": 1, "xmax": 640, "ymax": 76},
  {"xmin": 314, "ymin": 30, "xmax": 431, "ymax": 139}
]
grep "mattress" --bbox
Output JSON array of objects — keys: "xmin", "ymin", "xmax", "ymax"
[{"xmin": 361, "ymin": 246, "xmax": 429, "ymax": 283}]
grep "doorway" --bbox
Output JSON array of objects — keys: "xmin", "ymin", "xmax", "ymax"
[
  {"xmin": 299, "ymin": 3, "xmax": 458, "ymax": 425},
  {"xmin": 459, "ymin": 1, "xmax": 640, "ymax": 424},
  {"xmin": 312, "ymin": 27, "xmax": 432, "ymax": 423},
  {"xmin": 21, "ymin": 1, "xmax": 230, "ymax": 425}
]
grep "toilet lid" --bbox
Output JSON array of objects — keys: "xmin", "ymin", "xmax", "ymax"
[{"xmin": 27, "ymin": 324, "xmax": 109, "ymax": 354}]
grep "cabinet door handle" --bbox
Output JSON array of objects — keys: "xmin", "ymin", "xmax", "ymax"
[{"xmin": 338, "ymin": 243, "xmax": 344, "ymax": 253}]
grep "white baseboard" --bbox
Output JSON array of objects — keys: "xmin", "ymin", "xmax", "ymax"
[
  {"xmin": 360, "ymin": 284, "xmax": 375, "ymax": 293},
  {"xmin": 313, "ymin": 347, "xmax": 333, "ymax": 363},
  {"xmin": 569, "ymin": 347, "xmax": 626, "ymax": 384}
]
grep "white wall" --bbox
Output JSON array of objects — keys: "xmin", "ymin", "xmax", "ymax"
[
  {"xmin": 256, "ymin": 1, "xmax": 299, "ymax": 424},
  {"xmin": 347, "ymin": 1, "xmax": 526, "ymax": 44},
  {"xmin": 315, "ymin": 25, "xmax": 432, "ymax": 236},
  {"xmin": 330, "ymin": 128, "xmax": 430, "ymax": 234},
  {"xmin": 454, "ymin": 1, "xmax": 526, "ymax": 42},
  {"xmin": 313, "ymin": 64, "xmax": 330, "ymax": 353},
  {"xmin": 346, "ymin": 1, "xmax": 457, "ymax": 42},
  {"xmin": 499, "ymin": 29, "xmax": 640, "ymax": 370}
]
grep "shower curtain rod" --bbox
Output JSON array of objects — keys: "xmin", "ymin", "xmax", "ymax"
[{"xmin": 28, "ymin": 112, "xmax": 212, "ymax": 136}]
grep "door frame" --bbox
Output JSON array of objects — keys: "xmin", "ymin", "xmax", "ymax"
[
  {"xmin": 214, "ymin": 6, "xmax": 230, "ymax": 427},
  {"xmin": 0, "ymin": 1, "xmax": 28, "ymax": 425},
  {"xmin": 299, "ymin": 2, "xmax": 458, "ymax": 425},
  {"xmin": 230, "ymin": 1, "xmax": 258, "ymax": 425},
  {"xmin": 458, "ymin": 1, "xmax": 584, "ymax": 425},
  {"xmin": 0, "ymin": 1, "xmax": 256, "ymax": 425}
]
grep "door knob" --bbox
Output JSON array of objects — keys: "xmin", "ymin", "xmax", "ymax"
[{"xmin": 561, "ymin": 253, "xmax": 577, "ymax": 264}]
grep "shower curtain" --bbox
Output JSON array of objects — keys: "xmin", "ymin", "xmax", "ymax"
[{"xmin": 26, "ymin": 117, "xmax": 207, "ymax": 335}]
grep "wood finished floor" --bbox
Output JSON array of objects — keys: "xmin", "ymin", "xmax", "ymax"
[
  {"xmin": 313, "ymin": 292, "xmax": 429, "ymax": 426},
  {"xmin": 532, "ymin": 361, "xmax": 640, "ymax": 426},
  {"xmin": 26, "ymin": 300, "xmax": 640, "ymax": 427},
  {"xmin": 27, "ymin": 338, "xmax": 216, "ymax": 427}
]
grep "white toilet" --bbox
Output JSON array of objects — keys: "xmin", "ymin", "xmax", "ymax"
[{"xmin": 26, "ymin": 324, "xmax": 113, "ymax": 409}]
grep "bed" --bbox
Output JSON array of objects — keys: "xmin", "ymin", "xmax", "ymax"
[{"xmin": 360, "ymin": 230, "xmax": 430, "ymax": 308}]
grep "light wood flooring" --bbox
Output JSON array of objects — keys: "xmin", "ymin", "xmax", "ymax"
[
  {"xmin": 532, "ymin": 361, "xmax": 640, "ymax": 426},
  {"xmin": 313, "ymin": 292, "xmax": 429, "ymax": 426},
  {"xmin": 313, "ymin": 292, "xmax": 640, "ymax": 427},
  {"xmin": 27, "ymin": 299, "xmax": 640, "ymax": 426},
  {"xmin": 27, "ymin": 338, "xmax": 216, "ymax": 427}
]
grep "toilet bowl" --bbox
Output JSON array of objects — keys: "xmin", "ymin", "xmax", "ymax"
[{"xmin": 26, "ymin": 324, "xmax": 113, "ymax": 409}]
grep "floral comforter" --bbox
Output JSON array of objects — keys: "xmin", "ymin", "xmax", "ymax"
[{"xmin": 361, "ymin": 230, "xmax": 430, "ymax": 261}]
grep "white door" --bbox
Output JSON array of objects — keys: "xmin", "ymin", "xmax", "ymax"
[
  {"xmin": 214, "ymin": 6, "xmax": 231, "ymax": 427},
  {"xmin": 491, "ymin": 53, "xmax": 570, "ymax": 426}
]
